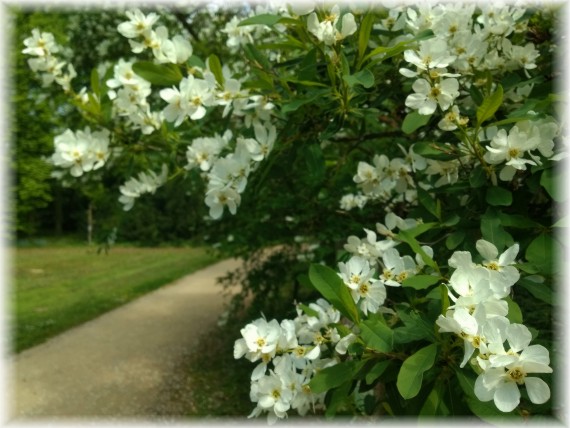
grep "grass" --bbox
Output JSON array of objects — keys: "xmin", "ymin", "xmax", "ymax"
[{"xmin": 11, "ymin": 244, "xmax": 219, "ymax": 353}]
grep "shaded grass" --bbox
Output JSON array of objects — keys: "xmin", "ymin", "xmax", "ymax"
[{"xmin": 11, "ymin": 245, "xmax": 219, "ymax": 353}]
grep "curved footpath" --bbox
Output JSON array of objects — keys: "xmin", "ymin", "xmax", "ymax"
[{"xmin": 8, "ymin": 258, "xmax": 241, "ymax": 421}]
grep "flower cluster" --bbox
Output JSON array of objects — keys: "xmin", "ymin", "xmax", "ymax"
[
  {"xmin": 482, "ymin": 118, "xmax": 560, "ymax": 181},
  {"xmin": 117, "ymin": 9, "xmax": 192, "ymax": 64},
  {"xmin": 51, "ymin": 128, "xmax": 110, "ymax": 177},
  {"xmin": 436, "ymin": 240, "xmax": 552, "ymax": 411},
  {"xmin": 23, "ymin": 28, "xmax": 76, "ymax": 92},
  {"xmin": 106, "ymin": 59, "xmax": 162, "ymax": 135},
  {"xmin": 307, "ymin": 6, "xmax": 357, "ymax": 46},
  {"xmin": 118, "ymin": 164, "xmax": 168, "ymax": 211},
  {"xmin": 234, "ymin": 299, "xmax": 343, "ymax": 423}
]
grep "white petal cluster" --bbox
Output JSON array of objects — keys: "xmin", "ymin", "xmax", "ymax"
[
  {"xmin": 22, "ymin": 29, "xmax": 76, "ymax": 92},
  {"xmin": 400, "ymin": 4, "xmax": 538, "ymax": 120},
  {"xmin": 483, "ymin": 118, "xmax": 559, "ymax": 181},
  {"xmin": 106, "ymin": 59, "xmax": 161, "ymax": 135},
  {"xmin": 118, "ymin": 9, "xmax": 192, "ymax": 64},
  {"xmin": 307, "ymin": 6, "xmax": 357, "ymax": 46},
  {"xmin": 118, "ymin": 164, "xmax": 168, "ymax": 211},
  {"xmin": 197, "ymin": 122, "xmax": 276, "ymax": 219},
  {"xmin": 352, "ymin": 145, "xmax": 426, "ymax": 206},
  {"xmin": 160, "ymin": 75, "xmax": 216, "ymax": 125},
  {"xmin": 51, "ymin": 128, "xmax": 111, "ymax": 177},
  {"xmin": 436, "ymin": 240, "xmax": 552, "ymax": 411},
  {"xmin": 235, "ymin": 299, "xmax": 343, "ymax": 423}
]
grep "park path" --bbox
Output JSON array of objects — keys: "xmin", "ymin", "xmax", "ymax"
[{"xmin": 8, "ymin": 257, "xmax": 241, "ymax": 421}]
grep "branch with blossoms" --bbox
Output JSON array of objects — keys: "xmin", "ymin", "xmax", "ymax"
[{"xmin": 22, "ymin": 1, "xmax": 563, "ymax": 422}]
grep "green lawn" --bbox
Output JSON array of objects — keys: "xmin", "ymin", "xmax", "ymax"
[{"xmin": 11, "ymin": 244, "xmax": 219, "ymax": 353}]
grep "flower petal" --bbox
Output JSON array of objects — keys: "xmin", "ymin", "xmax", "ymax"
[
  {"xmin": 494, "ymin": 382, "xmax": 520, "ymax": 412},
  {"xmin": 525, "ymin": 377, "xmax": 550, "ymax": 404}
]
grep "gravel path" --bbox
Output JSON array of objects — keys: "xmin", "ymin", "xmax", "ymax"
[{"xmin": 8, "ymin": 257, "xmax": 241, "ymax": 422}]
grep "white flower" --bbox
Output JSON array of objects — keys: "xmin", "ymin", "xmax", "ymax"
[
  {"xmin": 205, "ymin": 187, "xmax": 241, "ymax": 219},
  {"xmin": 186, "ymin": 133, "xmax": 229, "ymax": 172},
  {"xmin": 235, "ymin": 318, "xmax": 282, "ymax": 362},
  {"xmin": 160, "ymin": 76, "xmax": 214, "ymax": 126},
  {"xmin": 117, "ymin": 9, "xmax": 160, "ymax": 38},
  {"xmin": 475, "ymin": 239, "xmax": 520, "ymax": 297},
  {"xmin": 307, "ymin": 6, "xmax": 357, "ymax": 46},
  {"xmin": 405, "ymin": 77, "xmax": 460, "ymax": 115},
  {"xmin": 22, "ymin": 28, "xmax": 60, "ymax": 57},
  {"xmin": 402, "ymin": 39, "xmax": 456, "ymax": 74},
  {"xmin": 118, "ymin": 165, "xmax": 168, "ymax": 211},
  {"xmin": 338, "ymin": 256, "xmax": 374, "ymax": 291},
  {"xmin": 380, "ymin": 248, "xmax": 416, "ymax": 286},
  {"xmin": 474, "ymin": 341, "xmax": 552, "ymax": 412}
]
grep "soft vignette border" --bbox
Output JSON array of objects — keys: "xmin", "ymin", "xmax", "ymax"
[{"xmin": 0, "ymin": 0, "xmax": 568, "ymax": 427}]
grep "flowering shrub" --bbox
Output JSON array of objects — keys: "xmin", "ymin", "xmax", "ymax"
[{"xmin": 22, "ymin": 2, "xmax": 564, "ymax": 422}]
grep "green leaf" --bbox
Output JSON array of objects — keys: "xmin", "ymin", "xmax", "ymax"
[
  {"xmin": 362, "ymin": 29, "xmax": 433, "ymax": 65},
  {"xmin": 402, "ymin": 111, "xmax": 431, "ymax": 134},
  {"xmin": 365, "ymin": 360, "xmax": 390, "ymax": 385},
  {"xmin": 419, "ymin": 383, "xmax": 449, "ymax": 416},
  {"xmin": 187, "ymin": 55, "xmax": 206, "ymax": 69},
  {"xmin": 518, "ymin": 276, "xmax": 552, "ymax": 305},
  {"xmin": 360, "ymin": 318, "xmax": 393, "ymax": 352},
  {"xmin": 505, "ymin": 297, "xmax": 523, "ymax": 324},
  {"xmin": 309, "ymin": 360, "xmax": 365, "ymax": 394},
  {"xmin": 481, "ymin": 208, "xmax": 513, "ymax": 251},
  {"xmin": 525, "ymin": 233, "xmax": 555, "ymax": 275},
  {"xmin": 396, "ymin": 343, "xmax": 438, "ymax": 399},
  {"xmin": 343, "ymin": 69, "xmax": 374, "ymax": 88},
  {"xmin": 446, "ymin": 230, "xmax": 465, "ymax": 250},
  {"xmin": 244, "ymin": 44, "xmax": 271, "ymax": 70},
  {"xmin": 403, "ymin": 222, "xmax": 437, "ymax": 238},
  {"xmin": 398, "ymin": 230, "xmax": 438, "ymax": 270},
  {"xmin": 207, "ymin": 54, "xmax": 224, "ymax": 86},
  {"xmin": 309, "ymin": 264, "xmax": 360, "ymax": 323},
  {"xmin": 553, "ymin": 216, "xmax": 569, "ymax": 228},
  {"xmin": 238, "ymin": 14, "xmax": 283, "ymax": 27},
  {"xmin": 541, "ymin": 167, "xmax": 565, "ymax": 202},
  {"xmin": 324, "ymin": 380, "xmax": 352, "ymax": 417},
  {"xmin": 477, "ymin": 85, "xmax": 503, "ymax": 125},
  {"xmin": 413, "ymin": 141, "xmax": 456, "ymax": 160},
  {"xmin": 132, "ymin": 61, "xmax": 183, "ymax": 86},
  {"xmin": 358, "ymin": 13, "xmax": 375, "ymax": 67},
  {"xmin": 486, "ymin": 186, "xmax": 513, "ymax": 206},
  {"xmin": 281, "ymin": 90, "xmax": 326, "ymax": 114},
  {"xmin": 469, "ymin": 84, "xmax": 484, "ymax": 106},
  {"xmin": 498, "ymin": 213, "xmax": 541, "ymax": 229},
  {"xmin": 298, "ymin": 303, "xmax": 320, "ymax": 318},
  {"xmin": 417, "ymin": 187, "xmax": 440, "ymax": 220},
  {"xmin": 303, "ymin": 143, "xmax": 326, "ymax": 184},
  {"xmin": 469, "ymin": 167, "xmax": 485, "ymax": 192},
  {"xmin": 90, "ymin": 67, "xmax": 100, "ymax": 97},
  {"xmin": 402, "ymin": 275, "xmax": 440, "ymax": 290}
]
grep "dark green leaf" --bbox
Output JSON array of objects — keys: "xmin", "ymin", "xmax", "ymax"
[
  {"xmin": 505, "ymin": 297, "xmax": 523, "ymax": 324},
  {"xmin": 398, "ymin": 230, "xmax": 438, "ymax": 270},
  {"xmin": 403, "ymin": 222, "xmax": 438, "ymax": 238},
  {"xmin": 486, "ymin": 186, "xmax": 512, "ymax": 206},
  {"xmin": 207, "ymin": 54, "xmax": 224, "ymax": 86},
  {"xmin": 396, "ymin": 343, "xmax": 437, "ymax": 399},
  {"xmin": 309, "ymin": 360, "xmax": 365, "ymax": 394},
  {"xmin": 358, "ymin": 13, "xmax": 375, "ymax": 67},
  {"xmin": 446, "ymin": 230, "xmax": 465, "ymax": 250},
  {"xmin": 343, "ymin": 69, "xmax": 374, "ymax": 88},
  {"xmin": 366, "ymin": 360, "xmax": 390, "ymax": 385},
  {"xmin": 498, "ymin": 213, "xmax": 542, "ymax": 229},
  {"xmin": 541, "ymin": 167, "xmax": 565, "ymax": 202},
  {"xmin": 477, "ymin": 85, "xmax": 503, "ymax": 125},
  {"xmin": 518, "ymin": 276, "xmax": 552, "ymax": 305},
  {"xmin": 481, "ymin": 208, "xmax": 513, "ymax": 251},
  {"xmin": 132, "ymin": 61, "xmax": 183, "ymax": 86},
  {"xmin": 413, "ymin": 141, "xmax": 456, "ymax": 160},
  {"xmin": 309, "ymin": 264, "xmax": 360, "ymax": 323},
  {"xmin": 360, "ymin": 318, "xmax": 393, "ymax": 352},
  {"xmin": 402, "ymin": 275, "xmax": 440, "ymax": 290},
  {"xmin": 525, "ymin": 233, "xmax": 555, "ymax": 275},
  {"xmin": 298, "ymin": 303, "xmax": 319, "ymax": 318},
  {"xmin": 402, "ymin": 111, "xmax": 431, "ymax": 134},
  {"xmin": 417, "ymin": 187, "xmax": 440, "ymax": 220},
  {"xmin": 238, "ymin": 14, "xmax": 283, "ymax": 27},
  {"xmin": 469, "ymin": 165, "xmax": 486, "ymax": 188},
  {"xmin": 90, "ymin": 68, "xmax": 100, "ymax": 97}
]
